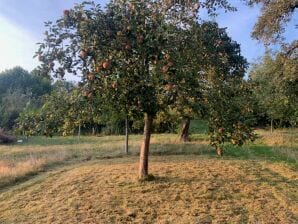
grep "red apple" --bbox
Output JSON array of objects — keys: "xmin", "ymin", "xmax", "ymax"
[
  {"xmin": 165, "ymin": 83, "xmax": 173, "ymax": 91},
  {"xmin": 111, "ymin": 81, "xmax": 118, "ymax": 89},
  {"xmin": 38, "ymin": 55, "xmax": 44, "ymax": 62},
  {"xmin": 79, "ymin": 50, "xmax": 87, "ymax": 59},
  {"xmin": 218, "ymin": 127, "xmax": 224, "ymax": 133},
  {"xmin": 87, "ymin": 73, "xmax": 95, "ymax": 81},
  {"xmin": 48, "ymin": 61, "xmax": 55, "ymax": 68},
  {"xmin": 167, "ymin": 61, "xmax": 174, "ymax": 67},
  {"xmin": 164, "ymin": 53, "xmax": 170, "ymax": 60},
  {"xmin": 161, "ymin": 65, "xmax": 168, "ymax": 74},
  {"xmin": 82, "ymin": 90, "xmax": 89, "ymax": 97},
  {"xmin": 95, "ymin": 66, "xmax": 101, "ymax": 73},
  {"xmin": 231, "ymin": 139, "xmax": 237, "ymax": 145},
  {"xmin": 137, "ymin": 35, "xmax": 144, "ymax": 44},
  {"xmin": 125, "ymin": 44, "xmax": 131, "ymax": 50},
  {"xmin": 63, "ymin": 10, "xmax": 70, "ymax": 17},
  {"xmin": 102, "ymin": 61, "xmax": 110, "ymax": 69}
]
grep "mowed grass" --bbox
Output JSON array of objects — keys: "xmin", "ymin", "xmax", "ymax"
[{"xmin": 0, "ymin": 129, "xmax": 297, "ymax": 223}]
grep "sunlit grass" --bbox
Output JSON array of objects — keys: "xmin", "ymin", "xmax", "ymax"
[
  {"xmin": 0, "ymin": 130, "xmax": 297, "ymax": 189},
  {"xmin": 0, "ymin": 129, "xmax": 297, "ymax": 223}
]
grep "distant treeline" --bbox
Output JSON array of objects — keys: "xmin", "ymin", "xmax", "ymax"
[{"xmin": 0, "ymin": 54, "xmax": 297, "ymax": 137}]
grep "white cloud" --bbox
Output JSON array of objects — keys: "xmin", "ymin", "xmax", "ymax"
[{"xmin": 0, "ymin": 16, "xmax": 39, "ymax": 72}]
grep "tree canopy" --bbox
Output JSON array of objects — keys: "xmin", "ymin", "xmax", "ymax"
[
  {"xmin": 246, "ymin": 0, "xmax": 298, "ymax": 45},
  {"xmin": 249, "ymin": 52, "xmax": 298, "ymax": 127},
  {"xmin": 35, "ymin": 0, "xmax": 255, "ymax": 178},
  {"xmin": 0, "ymin": 67, "xmax": 52, "ymax": 130}
]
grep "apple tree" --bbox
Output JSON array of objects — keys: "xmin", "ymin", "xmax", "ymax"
[
  {"xmin": 168, "ymin": 21, "xmax": 252, "ymax": 142},
  {"xmin": 36, "ymin": 0, "xmax": 238, "ymax": 178},
  {"xmin": 197, "ymin": 22, "xmax": 256, "ymax": 156}
]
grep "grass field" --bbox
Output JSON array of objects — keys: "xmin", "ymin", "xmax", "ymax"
[{"xmin": 0, "ymin": 129, "xmax": 297, "ymax": 223}]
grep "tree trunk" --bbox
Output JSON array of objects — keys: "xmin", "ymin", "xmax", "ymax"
[
  {"xmin": 180, "ymin": 118, "xmax": 190, "ymax": 142},
  {"xmin": 124, "ymin": 116, "xmax": 129, "ymax": 155},
  {"xmin": 216, "ymin": 146, "xmax": 223, "ymax": 156},
  {"xmin": 139, "ymin": 113, "xmax": 153, "ymax": 179},
  {"xmin": 92, "ymin": 127, "xmax": 95, "ymax": 136},
  {"xmin": 270, "ymin": 119, "xmax": 273, "ymax": 133},
  {"xmin": 78, "ymin": 123, "xmax": 81, "ymax": 139}
]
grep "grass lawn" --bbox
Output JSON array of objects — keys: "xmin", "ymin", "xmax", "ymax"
[{"xmin": 0, "ymin": 129, "xmax": 297, "ymax": 223}]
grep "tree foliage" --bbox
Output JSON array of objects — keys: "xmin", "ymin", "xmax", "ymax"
[
  {"xmin": 0, "ymin": 67, "xmax": 51, "ymax": 130},
  {"xmin": 205, "ymin": 78, "xmax": 256, "ymax": 155},
  {"xmin": 249, "ymin": 52, "xmax": 298, "ymax": 127},
  {"xmin": 35, "ymin": 0, "xmax": 255, "ymax": 178},
  {"xmin": 17, "ymin": 81, "xmax": 102, "ymax": 137},
  {"xmin": 246, "ymin": 0, "xmax": 298, "ymax": 45}
]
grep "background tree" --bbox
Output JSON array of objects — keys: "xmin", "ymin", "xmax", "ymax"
[
  {"xmin": 245, "ymin": 0, "xmax": 297, "ymax": 130},
  {"xmin": 170, "ymin": 21, "xmax": 250, "ymax": 143},
  {"xmin": 17, "ymin": 81, "xmax": 103, "ymax": 137},
  {"xmin": 245, "ymin": 0, "xmax": 298, "ymax": 46},
  {"xmin": 0, "ymin": 67, "xmax": 51, "ymax": 131},
  {"xmin": 204, "ymin": 77, "xmax": 256, "ymax": 155},
  {"xmin": 249, "ymin": 52, "xmax": 298, "ymax": 129}
]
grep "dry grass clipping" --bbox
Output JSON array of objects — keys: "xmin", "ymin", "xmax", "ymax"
[{"xmin": 0, "ymin": 156, "xmax": 297, "ymax": 224}]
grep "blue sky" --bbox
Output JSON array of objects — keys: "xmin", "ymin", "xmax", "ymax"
[{"xmin": 0, "ymin": 0, "xmax": 296, "ymax": 74}]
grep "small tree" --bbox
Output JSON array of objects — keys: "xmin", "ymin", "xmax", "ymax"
[
  {"xmin": 169, "ymin": 21, "xmax": 250, "ymax": 142},
  {"xmin": 205, "ymin": 78, "xmax": 256, "ymax": 155}
]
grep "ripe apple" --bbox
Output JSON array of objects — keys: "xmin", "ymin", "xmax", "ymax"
[
  {"xmin": 218, "ymin": 127, "xmax": 224, "ymax": 133},
  {"xmin": 102, "ymin": 61, "xmax": 110, "ymax": 69},
  {"xmin": 161, "ymin": 65, "xmax": 168, "ymax": 74},
  {"xmin": 38, "ymin": 55, "xmax": 44, "ymax": 62},
  {"xmin": 125, "ymin": 44, "xmax": 131, "ymax": 50},
  {"xmin": 63, "ymin": 10, "xmax": 70, "ymax": 17},
  {"xmin": 165, "ymin": 83, "xmax": 173, "ymax": 91},
  {"xmin": 82, "ymin": 90, "xmax": 89, "ymax": 97},
  {"xmin": 79, "ymin": 50, "xmax": 87, "ymax": 59},
  {"xmin": 164, "ymin": 53, "xmax": 170, "ymax": 60},
  {"xmin": 111, "ymin": 81, "xmax": 118, "ymax": 89},
  {"xmin": 231, "ymin": 139, "xmax": 237, "ymax": 145},
  {"xmin": 48, "ymin": 61, "xmax": 55, "ymax": 68},
  {"xmin": 137, "ymin": 35, "xmax": 144, "ymax": 44},
  {"xmin": 194, "ymin": 3, "xmax": 200, "ymax": 10},
  {"xmin": 87, "ymin": 73, "xmax": 95, "ymax": 81},
  {"xmin": 128, "ymin": 3, "xmax": 135, "ymax": 11},
  {"xmin": 95, "ymin": 66, "xmax": 101, "ymax": 73},
  {"xmin": 167, "ymin": 61, "xmax": 174, "ymax": 67}
]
